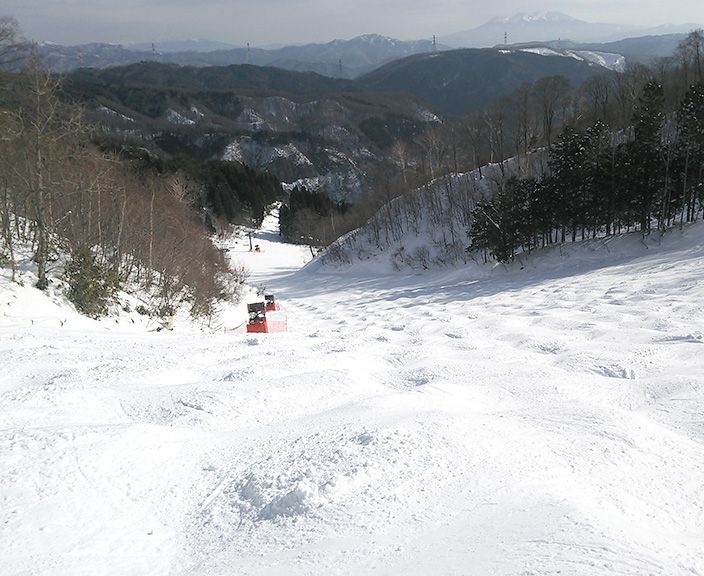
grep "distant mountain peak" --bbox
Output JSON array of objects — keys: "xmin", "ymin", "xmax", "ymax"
[
  {"xmin": 489, "ymin": 12, "xmax": 581, "ymax": 25},
  {"xmin": 327, "ymin": 34, "xmax": 395, "ymax": 47},
  {"xmin": 354, "ymin": 34, "xmax": 393, "ymax": 41},
  {"xmin": 348, "ymin": 34, "xmax": 405, "ymax": 47},
  {"xmin": 442, "ymin": 11, "xmax": 665, "ymax": 48}
]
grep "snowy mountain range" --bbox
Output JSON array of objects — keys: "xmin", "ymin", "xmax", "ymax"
[
  {"xmin": 491, "ymin": 12, "xmax": 581, "ymax": 25},
  {"xmin": 127, "ymin": 39, "xmax": 239, "ymax": 53},
  {"xmin": 38, "ymin": 34, "xmax": 443, "ymax": 78},
  {"xmin": 36, "ymin": 16, "xmax": 700, "ymax": 77},
  {"xmin": 504, "ymin": 34, "xmax": 691, "ymax": 68}
]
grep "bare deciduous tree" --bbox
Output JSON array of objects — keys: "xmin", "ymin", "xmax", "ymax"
[
  {"xmin": 580, "ymin": 75, "xmax": 611, "ymax": 126},
  {"xmin": 532, "ymin": 75, "xmax": 571, "ymax": 148}
]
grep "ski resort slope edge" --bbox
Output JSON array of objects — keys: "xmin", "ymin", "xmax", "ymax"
[{"xmin": 1, "ymin": 214, "xmax": 704, "ymax": 575}]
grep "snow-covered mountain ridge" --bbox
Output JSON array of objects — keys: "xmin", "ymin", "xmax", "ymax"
[
  {"xmin": 489, "ymin": 11, "xmax": 580, "ymax": 25},
  {"xmin": 442, "ymin": 11, "xmax": 700, "ymax": 48},
  {"xmin": 513, "ymin": 46, "xmax": 626, "ymax": 71},
  {"xmin": 38, "ymin": 33, "xmax": 443, "ymax": 78}
]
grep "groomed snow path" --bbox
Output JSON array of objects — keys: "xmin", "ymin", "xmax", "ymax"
[{"xmin": 2, "ymin": 215, "xmax": 704, "ymax": 575}]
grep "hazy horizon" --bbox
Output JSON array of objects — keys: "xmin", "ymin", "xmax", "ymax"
[{"xmin": 4, "ymin": 1, "xmax": 704, "ymax": 46}]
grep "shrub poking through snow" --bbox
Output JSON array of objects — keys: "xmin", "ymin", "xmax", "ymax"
[{"xmin": 63, "ymin": 251, "xmax": 117, "ymax": 318}]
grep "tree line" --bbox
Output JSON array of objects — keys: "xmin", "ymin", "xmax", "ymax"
[
  {"xmin": 395, "ymin": 31, "xmax": 704, "ymax": 187},
  {"xmin": 0, "ymin": 36, "xmax": 251, "ymax": 320},
  {"xmin": 322, "ymin": 31, "xmax": 704, "ymax": 268},
  {"xmin": 469, "ymin": 78, "xmax": 704, "ymax": 262},
  {"xmin": 116, "ymin": 151, "xmax": 283, "ymax": 231},
  {"xmin": 279, "ymin": 186, "xmax": 350, "ymax": 247}
]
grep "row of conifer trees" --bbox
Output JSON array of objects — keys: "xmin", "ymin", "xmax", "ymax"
[{"xmin": 469, "ymin": 80, "xmax": 704, "ymax": 262}]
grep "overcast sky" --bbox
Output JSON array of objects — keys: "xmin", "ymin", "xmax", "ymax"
[{"xmin": 5, "ymin": 0, "xmax": 704, "ymax": 46}]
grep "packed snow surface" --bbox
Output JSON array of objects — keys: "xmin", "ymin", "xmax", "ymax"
[{"xmin": 2, "ymin": 213, "xmax": 704, "ymax": 575}]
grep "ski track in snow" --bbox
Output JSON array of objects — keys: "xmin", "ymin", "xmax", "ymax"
[{"xmin": 1, "ymin": 214, "xmax": 704, "ymax": 575}]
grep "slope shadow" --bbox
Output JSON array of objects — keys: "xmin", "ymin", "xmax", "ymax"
[{"xmin": 267, "ymin": 233, "xmax": 704, "ymax": 310}]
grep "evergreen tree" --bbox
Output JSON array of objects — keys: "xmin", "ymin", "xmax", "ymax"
[
  {"xmin": 469, "ymin": 178, "xmax": 530, "ymax": 263},
  {"xmin": 675, "ymin": 83, "xmax": 704, "ymax": 223},
  {"xmin": 583, "ymin": 121, "xmax": 615, "ymax": 237},
  {"xmin": 548, "ymin": 126, "xmax": 590, "ymax": 242},
  {"xmin": 628, "ymin": 81, "xmax": 665, "ymax": 233}
]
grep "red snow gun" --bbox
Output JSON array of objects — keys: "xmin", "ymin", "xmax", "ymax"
[
  {"xmin": 265, "ymin": 294, "xmax": 279, "ymax": 312},
  {"xmin": 246, "ymin": 300, "xmax": 287, "ymax": 333},
  {"xmin": 246, "ymin": 302, "xmax": 268, "ymax": 333}
]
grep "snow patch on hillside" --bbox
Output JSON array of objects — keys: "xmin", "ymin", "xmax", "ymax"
[
  {"xmin": 415, "ymin": 106, "xmax": 442, "ymax": 123},
  {"xmin": 521, "ymin": 46, "xmax": 563, "ymax": 57},
  {"xmin": 517, "ymin": 47, "xmax": 625, "ymax": 71},
  {"xmin": 224, "ymin": 138, "xmax": 313, "ymax": 169},
  {"xmin": 282, "ymin": 170, "xmax": 366, "ymax": 202},
  {"xmin": 165, "ymin": 108, "xmax": 196, "ymax": 126},
  {"xmin": 573, "ymin": 49, "xmax": 626, "ymax": 71},
  {"xmin": 97, "ymin": 106, "xmax": 135, "ymax": 123}
]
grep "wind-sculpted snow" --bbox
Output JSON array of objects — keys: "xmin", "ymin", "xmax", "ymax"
[{"xmin": 1, "ymin": 214, "xmax": 704, "ymax": 574}]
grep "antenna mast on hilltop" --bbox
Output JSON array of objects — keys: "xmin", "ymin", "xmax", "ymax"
[
  {"xmin": 152, "ymin": 42, "xmax": 158, "ymax": 61},
  {"xmin": 246, "ymin": 42, "xmax": 250, "ymax": 64},
  {"xmin": 504, "ymin": 31, "xmax": 508, "ymax": 45},
  {"xmin": 338, "ymin": 58, "xmax": 343, "ymax": 76},
  {"xmin": 433, "ymin": 35, "xmax": 437, "ymax": 51}
]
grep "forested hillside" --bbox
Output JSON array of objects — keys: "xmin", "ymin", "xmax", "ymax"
[
  {"xmin": 322, "ymin": 31, "xmax": 704, "ymax": 270},
  {"xmin": 360, "ymin": 48, "xmax": 606, "ymax": 116},
  {"xmin": 4, "ymin": 14, "xmax": 703, "ymax": 321},
  {"xmin": 0, "ymin": 41, "xmax": 270, "ymax": 319},
  {"xmin": 60, "ymin": 62, "xmax": 439, "ymax": 203}
]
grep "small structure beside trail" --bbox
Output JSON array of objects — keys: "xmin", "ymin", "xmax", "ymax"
[
  {"xmin": 246, "ymin": 302, "xmax": 267, "ymax": 333},
  {"xmin": 265, "ymin": 294, "xmax": 279, "ymax": 312},
  {"xmin": 245, "ymin": 297, "xmax": 287, "ymax": 333},
  {"xmin": 247, "ymin": 233, "xmax": 262, "ymax": 252}
]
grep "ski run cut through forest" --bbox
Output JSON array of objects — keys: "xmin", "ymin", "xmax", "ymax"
[{"xmin": 1, "ymin": 211, "xmax": 704, "ymax": 575}]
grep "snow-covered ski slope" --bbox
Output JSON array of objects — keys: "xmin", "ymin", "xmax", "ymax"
[{"xmin": 2, "ymin": 213, "xmax": 704, "ymax": 575}]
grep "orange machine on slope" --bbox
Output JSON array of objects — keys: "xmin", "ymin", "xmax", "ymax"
[
  {"xmin": 265, "ymin": 294, "xmax": 279, "ymax": 312},
  {"xmin": 246, "ymin": 302, "xmax": 268, "ymax": 333},
  {"xmin": 246, "ymin": 297, "xmax": 287, "ymax": 333}
]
